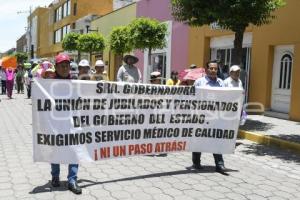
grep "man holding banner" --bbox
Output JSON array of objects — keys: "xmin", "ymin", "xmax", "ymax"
[
  {"xmin": 45, "ymin": 53, "xmax": 82, "ymax": 195},
  {"xmin": 193, "ymin": 60, "xmax": 226, "ymax": 173}
]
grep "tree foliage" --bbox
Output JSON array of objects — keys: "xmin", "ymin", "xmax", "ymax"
[
  {"xmin": 109, "ymin": 26, "xmax": 132, "ymax": 55},
  {"xmin": 171, "ymin": 0, "xmax": 285, "ymax": 31},
  {"xmin": 171, "ymin": 0, "xmax": 285, "ymax": 65},
  {"xmin": 15, "ymin": 52, "xmax": 28, "ymax": 63},
  {"xmin": 62, "ymin": 32, "xmax": 80, "ymax": 51},
  {"xmin": 129, "ymin": 17, "xmax": 168, "ymax": 51},
  {"xmin": 77, "ymin": 33, "xmax": 106, "ymax": 53}
]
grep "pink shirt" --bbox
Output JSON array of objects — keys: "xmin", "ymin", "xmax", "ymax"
[{"xmin": 6, "ymin": 69, "xmax": 14, "ymax": 81}]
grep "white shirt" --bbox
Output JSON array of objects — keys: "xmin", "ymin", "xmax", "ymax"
[
  {"xmin": 0, "ymin": 70, "xmax": 7, "ymax": 81},
  {"xmin": 117, "ymin": 64, "xmax": 142, "ymax": 83},
  {"xmin": 224, "ymin": 77, "xmax": 243, "ymax": 88}
]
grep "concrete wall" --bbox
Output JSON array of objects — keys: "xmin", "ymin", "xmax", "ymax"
[{"xmin": 136, "ymin": 0, "xmax": 189, "ymax": 78}]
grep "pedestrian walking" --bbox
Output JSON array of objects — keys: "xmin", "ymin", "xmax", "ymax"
[
  {"xmin": 91, "ymin": 60, "xmax": 109, "ymax": 81},
  {"xmin": 16, "ymin": 65, "xmax": 25, "ymax": 93},
  {"xmin": 0, "ymin": 66, "xmax": 7, "ymax": 94},
  {"xmin": 5, "ymin": 68, "xmax": 15, "ymax": 99},
  {"xmin": 78, "ymin": 59, "xmax": 91, "ymax": 80},
  {"xmin": 23, "ymin": 65, "xmax": 33, "ymax": 99},
  {"xmin": 193, "ymin": 60, "xmax": 226, "ymax": 174},
  {"xmin": 117, "ymin": 55, "xmax": 141, "ymax": 83},
  {"xmin": 44, "ymin": 53, "xmax": 82, "ymax": 194},
  {"xmin": 224, "ymin": 65, "xmax": 243, "ymax": 88},
  {"xmin": 224, "ymin": 65, "xmax": 247, "ymax": 125}
]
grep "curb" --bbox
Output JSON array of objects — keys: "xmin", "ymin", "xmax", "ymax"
[{"xmin": 238, "ymin": 130, "xmax": 300, "ymax": 154}]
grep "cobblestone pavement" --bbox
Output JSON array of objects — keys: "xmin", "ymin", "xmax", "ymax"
[
  {"xmin": 240, "ymin": 115, "xmax": 300, "ymax": 143},
  {"xmin": 0, "ymin": 93, "xmax": 300, "ymax": 200}
]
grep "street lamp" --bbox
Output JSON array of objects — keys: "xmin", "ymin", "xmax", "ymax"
[{"xmin": 85, "ymin": 25, "xmax": 98, "ymax": 33}]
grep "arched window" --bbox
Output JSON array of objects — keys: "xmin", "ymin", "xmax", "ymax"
[{"xmin": 279, "ymin": 53, "xmax": 293, "ymax": 89}]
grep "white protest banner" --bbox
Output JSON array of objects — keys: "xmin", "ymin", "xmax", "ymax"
[{"xmin": 32, "ymin": 78, "xmax": 244, "ymax": 164}]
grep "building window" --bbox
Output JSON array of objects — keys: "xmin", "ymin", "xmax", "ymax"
[
  {"xmin": 59, "ymin": 7, "xmax": 62, "ymax": 21},
  {"xmin": 63, "ymin": 0, "xmax": 71, "ymax": 18},
  {"xmin": 54, "ymin": 8, "xmax": 58, "ymax": 22},
  {"xmin": 67, "ymin": 0, "xmax": 71, "ymax": 16},
  {"xmin": 62, "ymin": 24, "xmax": 71, "ymax": 39},
  {"xmin": 55, "ymin": 1, "xmax": 71, "ymax": 22},
  {"xmin": 63, "ymin": 2, "xmax": 67, "ymax": 18},
  {"xmin": 279, "ymin": 54, "xmax": 293, "ymax": 90},
  {"xmin": 62, "ymin": 26, "xmax": 67, "ymax": 39},
  {"xmin": 54, "ymin": 29, "xmax": 62, "ymax": 43},
  {"xmin": 150, "ymin": 53, "xmax": 167, "ymax": 84},
  {"xmin": 54, "ymin": 6, "xmax": 62, "ymax": 22},
  {"xmin": 67, "ymin": 24, "xmax": 71, "ymax": 33},
  {"xmin": 73, "ymin": 3, "xmax": 77, "ymax": 16}
]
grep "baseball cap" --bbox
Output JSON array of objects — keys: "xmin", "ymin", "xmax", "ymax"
[
  {"xmin": 95, "ymin": 60, "xmax": 105, "ymax": 67},
  {"xmin": 230, "ymin": 65, "xmax": 241, "ymax": 72},
  {"xmin": 55, "ymin": 53, "xmax": 70, "ymax": 64},
  {"xmin": 79, "ymin": 59, "xmax": 90, "ymax": 67}
]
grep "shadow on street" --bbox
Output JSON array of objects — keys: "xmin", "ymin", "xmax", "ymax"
[
  {"xmin": 30, "ymin": 167, "xmax": 239, "ymax": 193},
  {"xmin": 239, "ymin": 142, "xmax": 300, "ymax": 163},
  {"xmin": 240, "ymin": 119, "xmax": 275, "ymax": 132},
  {"xmin": 30, "ymin": 181, "xmax": 68, "ymax": 194}
]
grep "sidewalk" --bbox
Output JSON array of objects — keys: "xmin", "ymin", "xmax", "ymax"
[{"xmin": 239, "ymin": 115, "xmax": 300, "ymax": 153}]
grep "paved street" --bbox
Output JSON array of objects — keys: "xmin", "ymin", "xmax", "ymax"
[{"xmin": 0, "ymin": 93, "xmax": 300, "ymax": 200}]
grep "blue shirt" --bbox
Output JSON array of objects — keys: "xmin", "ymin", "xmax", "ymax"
[{"xmin": 194, "ymin": 75, "xmax": 224, "ymax": 88}]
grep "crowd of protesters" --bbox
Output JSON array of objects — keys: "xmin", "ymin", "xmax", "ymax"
[{"xmin": 0, "ymin": 52, "xmax": 244, "ymax": 195}]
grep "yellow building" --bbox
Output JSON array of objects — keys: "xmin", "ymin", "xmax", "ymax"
[
  {"xmin": 91, "ymin": 3, "xmax": 137, "ymax": 80},
  {"xmin": 34, "ymin": 0, "xmax": 113, "ymax": 58},
  {"xmin": 188, "ymin": 0, "xmax": 300, "ymax": 121},
  {"xmin": 27, "ymin": 7, "xmax": 49, "ymax": 58}
]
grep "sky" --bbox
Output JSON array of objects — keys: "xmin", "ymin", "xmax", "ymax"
[{"xmin": 0, "ymin": 0, "xmax": 53, "ymax": 53}]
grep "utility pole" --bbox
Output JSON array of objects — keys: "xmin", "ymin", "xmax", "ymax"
[{"xmin": 17, "ymin": 6, "xmax": 33, "ymax": 59}]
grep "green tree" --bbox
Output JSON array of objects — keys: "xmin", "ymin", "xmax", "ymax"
[
  {"xmin": 62, "ymin": 32, "xmax": 81, "ymax": 61},
  {"xmin": 15, "ymin": 52, "xmax": 28, "ymax": 64},
  {"xmin": 77, "ymin": 33, "xmax": 106, "ymax": 62},
  {"xmin": 109, "ymin": 26, "xmax": 132, "ymax": 56},
  {"xmin": 171, "ymin": 0, "xmax": 286, "ymax": 65},
  {"xmin": 62, "ymin": 32, "xmax": 80, "ymax": 51},
  {"xmin": 129, "ymin": 17, "xmax": 168, "ymax": 66}
]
